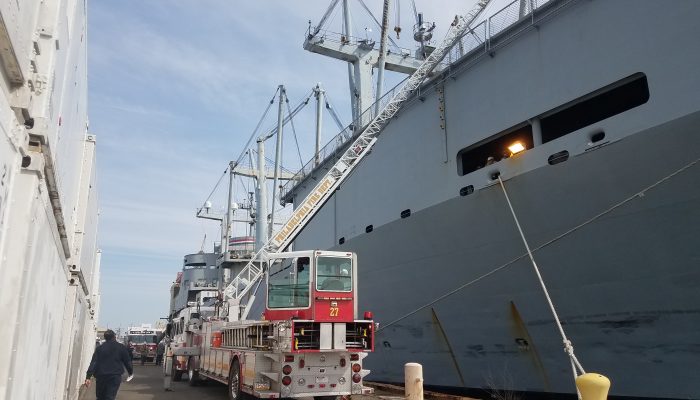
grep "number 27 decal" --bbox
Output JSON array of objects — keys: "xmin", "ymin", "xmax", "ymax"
[{"xmin": 330, "ymin": 307, "xmax": 339, "ymax": 317}]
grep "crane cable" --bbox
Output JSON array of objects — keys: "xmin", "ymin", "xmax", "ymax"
[
  {"xmin": 411, "ymin": 0, "xmax": 418, "ymax": 24},
  {"xmin": 324, "ymin": 92, "xmax": 346, "ymax": 130},
  {"xmin": 356, "ymin": 0, "xmax": 401, "ymax": 50},
  {"xmin": 312, "ymin": 0, "xmax": 342, "ymax": 36},
  {"xmin": 235, "ymin": 88, "xmax": 280, "ymax": 167},
  {"xmin": 199, "ymin": 88, "xmax": 280, "ymax": 211},
  {"xmin": 286, "ymin": 99, "xmax": 305, "ymax": 169},
  {"xmin": 376, "ymin": 156, "xmax": 700, "ymax": 383},
  {"xmin": 263, "ymin": 89, "xmax": 314, "ymax": 141},
  {"xmin": 394, "ymin": 0, "xmax": 401, "ymax": 38}
]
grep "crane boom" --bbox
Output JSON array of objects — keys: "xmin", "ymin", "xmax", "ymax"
[{"xmin": 223, "ymin": 0, "xmax": 490, "ymax": 318}]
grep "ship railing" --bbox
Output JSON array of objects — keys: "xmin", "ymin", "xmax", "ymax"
[
  {"xmin": 442, "ymin": 0, "xmax": 555, "ymax": 65},
  {"xmin": 283, "ymin": 0, "xmax": 570, "ymax": 199},
  {"xmin": 280, "ymin": 76, "xmax": 407, "ymax": 202},
  {"xmin": 442, "ymin": 20, "xmax": 488, "ymax": 66},
  {"xmin": 306, "ymin": 25, "xmax": 412, "ymax": 58}
]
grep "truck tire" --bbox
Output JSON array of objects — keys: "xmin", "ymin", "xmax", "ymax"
[
  {"xmin": 188, "ymin": 357, "xmax": 199, "ymax": 386},
  {"xmin": 229, "ymin": 358, "xmax": 241, "ymax": 400},
  {"xmin": 173, "ymin": 369, "xmax": 183, "ymax": 382}
]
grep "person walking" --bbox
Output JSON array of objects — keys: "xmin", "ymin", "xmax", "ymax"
[
  {"xmin": 84, "ymin": 329, "xmax": 133, "ymax": 400},
  {"xmin": 156, "ymin": 340, "xmax": 165, "ymax": 365}
]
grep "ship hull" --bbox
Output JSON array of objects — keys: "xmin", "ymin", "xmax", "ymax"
[
  {"xmin": 285, "ymin": 0, "xmax": 700, "ymax": 398},
  {"xmin": 335, "ymin": 111, "xmax": 700, "ymax": 398}
]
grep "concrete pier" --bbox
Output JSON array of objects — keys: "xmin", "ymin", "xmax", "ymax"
[{"xmin": 81, "ymin": 364, "xmax": 483, "ymax": 400}]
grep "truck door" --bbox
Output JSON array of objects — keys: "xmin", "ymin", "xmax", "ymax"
[{"xmin": 313, "ymin": 253, "xmax": 355, "ymax": 322}]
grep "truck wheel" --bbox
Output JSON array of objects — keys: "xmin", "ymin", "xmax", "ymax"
[
  {"xmin": 188, "ymin": 357, "xmax": 199, "ymax": 386},
  {"xmin": 173, "ymin": 370, "xmax": 183, "ymax": 382},
  {"xmin": 228, "ymin": 359, "xmax": 241, "ymax": 400}
]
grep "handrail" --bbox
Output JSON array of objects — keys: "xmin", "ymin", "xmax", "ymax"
[{"xmin": 280, "ymin": 76, "xmax": 407, "ymax": 201}]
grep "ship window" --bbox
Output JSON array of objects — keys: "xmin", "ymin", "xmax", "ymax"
[
  {"xmin": 365, "ymin": 225, "xmax": 373, "ymax": 233},
  {"xmin": 540, "ymin": 73, "xmax": 649, "ymax": 143},
  {"xmin": 339, "ymin": 237, "xmax": 345, "ymax": 245},
  {"xmin": 457, "ymin": 124, "xmax": 534, "ymax": 176},
  {"xmin": 267, "ymin": 257, "xmax": 310, "ymax": 309},
  {"xmin": 316, "ymin": 256, "xmax": 352, "ymax": 292},
  {"xmin": 401, "ymin": 209, "xmax": 411, "ymax": 218}
]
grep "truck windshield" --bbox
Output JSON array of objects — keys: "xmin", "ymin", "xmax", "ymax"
[
  {"xmin": 316, "ymin": 256, "xmax": 352, "ymax": 292},
  {"xmin": 128, "ymin": 335, "xmax": 157, "ymax": 343},
  {"xmin": 267, "ymin": 257, "xmax": 310, "ymax": 309}
]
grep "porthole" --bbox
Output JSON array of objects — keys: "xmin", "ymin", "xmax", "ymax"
[
  {"xmin": 459, "ymin": 185, "xmax": 474, "ymax": 196},
  {"xmin": 547, "ymin": 150, "xmax": 569, "ymax": 165}
]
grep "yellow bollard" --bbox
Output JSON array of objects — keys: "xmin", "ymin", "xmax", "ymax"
[
  {"xmin": 576, "ymin": 373, "xmax": 610, "ymax": 400},
  {"xmin": 405, "ymin": 363, "xmax": 424, "ymax": 400}
]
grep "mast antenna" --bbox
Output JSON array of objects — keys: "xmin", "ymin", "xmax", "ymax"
[{"xmin": 199, "ymin": 234, "xmax": 207, "ymax": 253}]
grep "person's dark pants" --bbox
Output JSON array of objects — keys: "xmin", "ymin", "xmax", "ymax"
[
  {"xmin": 156, "ymin": 354, "xmax": 163, "ymax": 365},
  {"xmin": 95, "ymin": 374, "xmax": 122, "ymax": 400}
]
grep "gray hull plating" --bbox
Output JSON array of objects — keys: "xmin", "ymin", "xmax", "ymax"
[
  {"xmin": 286, "ymin": 0, "xmax": 700, "ymax": 397},
  {"xmin": 339, "ymin": 113, "xmax": 700, "ymax": 398}
]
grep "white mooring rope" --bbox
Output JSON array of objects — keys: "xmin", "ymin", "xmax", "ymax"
[{"xmin": 497, "ymin": 175, "xmax": 585, "ymax": 398}]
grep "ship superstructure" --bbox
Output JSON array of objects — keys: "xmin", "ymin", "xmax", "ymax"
[
  {"xmin": 0, "ymin": 1, "xmax": 99, "ymax": 399},
  {"xmin": 282, "ymin": 0, "xmax": 700, "ymax": 398}
]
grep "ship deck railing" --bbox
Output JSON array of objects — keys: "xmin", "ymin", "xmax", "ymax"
[
  {"xmin": 305, "ymin": 26, "xmax": 414, "ymax": 59},
  {"xmin": 281, "ymin": 0, "xmax": 575, "ymax": 202}
]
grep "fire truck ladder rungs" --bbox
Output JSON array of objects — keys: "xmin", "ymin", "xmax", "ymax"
[{"xmin": 223, "ymin": 0, "xmax": 491, "ymax": 317}]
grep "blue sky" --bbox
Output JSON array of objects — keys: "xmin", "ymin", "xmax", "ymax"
[{"xmin": 90, "ymin": 0, "xmax": 493, "ymax": 330}]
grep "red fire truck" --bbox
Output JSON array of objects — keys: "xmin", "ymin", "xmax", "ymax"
[
  {"xmin": 125, "ymin": 324, "xmax": 162, "ymax": 362},
  {"xmin": 173, "ymin": 250, "xmax": 374, "ymax": 399}
]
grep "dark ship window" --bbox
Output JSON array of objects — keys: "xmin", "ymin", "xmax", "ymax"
[
  {"xmin": 365, "ymin": 225, "xmax": 373, "ymax": 233},
  {"xmin": 540, "ymin": 73, "xmax": 649, "ymax": 143},
  {"xmin": 400, "ymin": 209, "xmax": 411, "ymax": 218},
  {"xmin": 457, "ymin": 123, "xmax": 534, "ymax": 176},
  {"xmin": 339, "ymin": 237, "xmax": 345, "ymax": 245}
]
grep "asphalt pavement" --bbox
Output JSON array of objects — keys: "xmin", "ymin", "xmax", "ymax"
[
  {"xmin": 78, "ymin": 363, "xmax": 467, "ymax": 400},
  {"xmin": 80, "ymin": 363, "xmax": 230, "ymax": 400}
]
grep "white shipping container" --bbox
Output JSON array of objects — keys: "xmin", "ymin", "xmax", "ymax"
[{"xmin": 0, "ymin": 1, "xmax": 99, "ymax": 399}]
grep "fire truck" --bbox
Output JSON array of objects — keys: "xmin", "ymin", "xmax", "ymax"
[
  {"xmin": 125, "ymin": 324, "xmax": 163, "ymax": 362},
  {"xmin": 167, "ymin": 2, "xmax": 488, "ymax": 397},
  {"xmin": 177, "ymin": 251, "xmax": 374, "ymax": 399}
]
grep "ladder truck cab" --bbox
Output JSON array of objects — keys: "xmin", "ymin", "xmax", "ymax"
[{"xmin": 188, "ymin": 250, "xmax": 374, "ymax": 399}]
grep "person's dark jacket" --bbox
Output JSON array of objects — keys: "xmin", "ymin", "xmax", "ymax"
[{"xmin": 86, "ymin": 340, "xmax": 133, "ymax": 378}]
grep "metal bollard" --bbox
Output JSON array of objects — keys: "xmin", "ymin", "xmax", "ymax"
[
  {"xmin": 405, "ymin": 363, "xmax": 424, "ymax": 400},
  {"xmin": 163, "ymin": 348, "xmax": 173, "ymax": 391},
  {"xmin": 576, "ymin": 373, "xmax": 610, "ymax": 400}
]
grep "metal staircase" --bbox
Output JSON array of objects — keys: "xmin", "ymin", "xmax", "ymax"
[{"xmin": 223, "ymin": 0, "xmax": 491, "ymax": 320}]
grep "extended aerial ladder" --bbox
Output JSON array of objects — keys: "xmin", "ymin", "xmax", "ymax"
[{"xmin": 224, "ymin": 0, "xmax": 491, "ymax": 321}]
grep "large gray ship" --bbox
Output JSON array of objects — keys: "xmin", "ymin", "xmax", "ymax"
[{"xmin": 280, "ymin": 0, "xmax": 700, "ymax": 398}]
